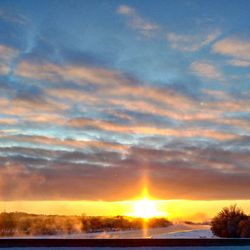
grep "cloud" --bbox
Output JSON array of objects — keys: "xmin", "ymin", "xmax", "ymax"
[
  {"xmin": 45, "ymin": 85, "xmax": 223, "ymax": 126},
  {"xmin": 1, "ymin": 144, "xmax": 250, "ymax": 200},
  {"xmin": 4, "ymin": 58, "xmax": 250, "ymax": 144},
  {"xmin": 0, "ymin": 98, "xmax": 9, "ymax": 107},
  {"xmin": 0, "ymin": 44, "xmax": 18, "ymax": 75},
  {"xmin": 0, "ymin": 92, "xmax": 69, "ymax": 125},
  {"xmin": 5, "ymin": 58, "xmax": 250, "ymax": 138},
  {"xmin": 16, "ymin": 60, "xmax": 131, "ymax": 86},
  {"xmin": 0, "ymin": 134, "xmax": 128, "ymax": 153},
  {"xmin": 117, "ymin": 5, "xmax": 135, "ymax": 15},
  {"xmin": 213, "ymin": 37, "xmax": 250, "ymax": 67},
  {"xmin": 68, "ymin": 117, "xmax": 238, "ymax": 141},
  {"xmin": 220, "ymin": 118, "xmax": 250, "ymax": 132},
  {"xmin": 0, "ymin": 9, "xmax": 30, "ymax": 25},
  {"xmin": 228, "ymin": 59, "xmax": 250, "ymax": 67},
  {"xmin": 46, "ymin": 87, "xmax": 100, "ymax": 106},
  {"xmin": 213, "ymin": 37, "xmax": 250, "ymax": 60},
  {"xmin": 117, "ymin": 5, "xmax": 159, "ymax": 37},
  {"xmin": 190, "ymin": 61, "xmax": 224, "ymax": 80},
  {"xmin": 166, "ymin": 30, "xmax": 220, "ymax": 52},
  {"xmin": 202, "ymin": 89, "xmax": 231, "ymax": 100},
  {"xmin": 0, "ymin": 118, "xmax": 17, "ymax": 125},
  {"xmin": 16, "ymin": 61, "xmax": 218, "ymax": 122},
  {"xmin": 208, "ymin": 98, "xmax": 250, "ymax": 113}
]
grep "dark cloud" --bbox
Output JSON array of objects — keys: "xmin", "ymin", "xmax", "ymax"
[{"xmin": 0, "ymin": 142, "xmax": 250, "ymax": 201}]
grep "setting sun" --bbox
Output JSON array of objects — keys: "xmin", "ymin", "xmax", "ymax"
[{"xmin": 132, "ymin": 198, "xmax": 166, "ymax": 219}]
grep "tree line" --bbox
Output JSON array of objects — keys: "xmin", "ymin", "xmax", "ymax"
[{"xmin": 0, "ymin": 212, "xmax": 172, "ymax": 236}]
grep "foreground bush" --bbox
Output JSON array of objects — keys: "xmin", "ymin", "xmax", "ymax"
[
  {"xmin": 211, "ymin": 205, "xmax": 248, "ymax": 238},
  {"xmin": 239, "ymin": 219, "xmax": 250, "ymax": 238},
  {"xmin": 0, "ymin": 213, "xmax": 16, "ymax": 236}
]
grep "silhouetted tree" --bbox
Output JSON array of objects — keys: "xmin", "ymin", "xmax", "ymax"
[{"xmin": 211, "ymin": 205, "xmax": 248, "ymax": 238}]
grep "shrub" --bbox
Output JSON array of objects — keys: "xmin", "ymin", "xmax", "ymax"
[
  {"xmin": 147, "ymin": 218, "xmax": 172, "ymax": 228},
  {"xmin": 211, "ymin": 205, "xmax": 248, "ymax": 238},
  {"xmin": 238, "ymin": 219, "xmax": 250, "ymax": 238},
  {"xmin": 0, "ymin": 212, "xmax": 16, "ymax": 236}
]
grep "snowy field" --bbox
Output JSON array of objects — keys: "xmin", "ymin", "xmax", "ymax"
[
  {"xmin": 152, "ymin": 228, "xmax": 215, "ymax": 239},
  {"xmin": 3, "ymin": 224, "xmax": 211, "ymax": 239},
  {"xmin": 2, "ymin": 225, "xmax": 250, "ymax": 249},
  {"xmin": 0, "ymin": 224, "xmax": 250, "ymax": 250}
]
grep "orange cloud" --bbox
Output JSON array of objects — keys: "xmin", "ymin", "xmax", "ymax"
[
  {"xmin": 11, "ymin": 61, "xmax": 250, "ymax": 137},
  {"xmin": 191, "ymin": 61, "xmax": 224, "ymax": 80},
  {"xmin": 16, "ymin": 60, "xmax": 131, "ymax": 86},
  {"xmin": 68, "ymin": 117, "xmax": 238, "ymax": 141},
  {"xmin": 213, "ymin": 38, "xmax": 250, "ymax": 61},
  {"xmin": 0, "ymin": 118, "xmax": 17, "ymax": 125},
  {"xmin": 0, "ymin": 95, "xmax": 69, "ymax": 124}
]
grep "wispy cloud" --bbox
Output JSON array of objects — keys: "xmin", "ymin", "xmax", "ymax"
[
  {"xmin": 190, "ymin": 61, "xmax": 224, "ymax": 80},
  {"xmin": 228, "ymin": 59, "xmax": 250, "ymax": 67},
  {"xmin": 0, "ymin": 134, "xmax": 128, "ymax": 152},
  {"xmin": 0, "ymin": 45, "xmax": 18, "ymax": 75},
  {"xmin": 8, "ymin": 59, "xmax": 250, "ymax": 138},
  {"xmin": 68, "ymin": 117, "xmax": 238, "ymax": 141},
  {"xmin": 0, "ymin": 92, "xmax": 69, "ymax": 125},
  {"xmin": 117, "ymin": 5, "xmax": 159, "ymax": 37},
  {"xmin": 16, "ymin": 60, "xmax": 131, "ymax": 86},
  {"xmin": 0, "ymin": 8, "xmax": 30, "ymax": 25},
  {"xmin": 166, "ymin": 30, "xmax": 220, "ymax": 52}
]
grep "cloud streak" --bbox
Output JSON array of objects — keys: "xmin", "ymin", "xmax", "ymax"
[
  {"xmin": 117, "ymin": 5, "xmax": 159, "ymax": 37},
  {"xmin": 166, "ymin": 30, "xmax": 220, "ymax": 52},
  {"xmin": 16, "ymin": 60, "xmax": 131, "ymax": 86},
  {"xmin": 0, "ymin": 45, "xmax": 18, "ymax": 75}
]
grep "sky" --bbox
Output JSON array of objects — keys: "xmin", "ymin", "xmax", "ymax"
[{"xmin": 0, "ymin": 0, "xmax": 250, "ymax": 219}]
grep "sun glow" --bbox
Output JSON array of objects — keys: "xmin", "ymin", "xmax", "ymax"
[{"xmin": 132, "ymin": 197, "xmax": 165, "ymax": 218}]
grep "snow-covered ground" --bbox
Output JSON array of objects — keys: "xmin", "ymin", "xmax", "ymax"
[
  {"xmin": 2, "ymin": 225, "xmax": 250, "ymax": 250},
  {"xmin": 3, "ymin": 223, "xmax": 211, "ymax": 239},
  {"xmin": 152, "ymin": 228, "xmax": 216, "ymax": 239}
]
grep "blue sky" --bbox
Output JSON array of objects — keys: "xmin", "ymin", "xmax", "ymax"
[{"xmin": 0, "ymin": 0, "xmax": 250, "ymax": 201}]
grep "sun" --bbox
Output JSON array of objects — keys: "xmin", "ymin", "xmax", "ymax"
[{"xmin": 132, "ymin": 197, "xmax": 166, "ymax": 219}]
